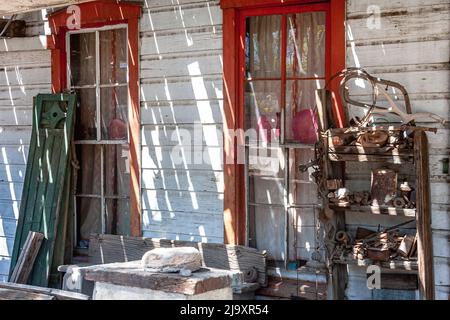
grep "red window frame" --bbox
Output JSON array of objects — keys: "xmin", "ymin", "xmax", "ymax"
[
  {"xmin": 47, "ymin": 0, "xmax": 142, "ymax": 236},
  {"xmin": 221, "ymin": 0, "xmax": 346, "ymax": 245}
]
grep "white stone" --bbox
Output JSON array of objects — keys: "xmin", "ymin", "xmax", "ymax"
[
  {"xmin": 92, "ymin": 282, "xmax": 233, "ymax": 300},
  {"xmin": 141, "ymin": 247, "xmax": 202, "ymax": 273}
]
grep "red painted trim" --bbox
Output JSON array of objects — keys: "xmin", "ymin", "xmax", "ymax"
[
  {"xmin": 127, "ymin": 17, "xmax": 141, "ymax": 237},
  {"xmin": 222, "ymin": 0, "xmax": 346, "ymax": 245},
  {"xmin": 223, "ymin": 8, "xmax": 239, "ymax": 245},
  {"xmin": 48, "ymin": 0, "xmax": 141, "ymax": 33},
  {"xmin": 281, "ymin": 15, "xmax": 287, "ymax": 142},
  {"xmin": 221, "ymin": 0, "xmax": 327, "ymax": 9},
  {"xmin": 48, "ymin": 0, "xmax": 142, "ymax": 237},
  {"xmin": 329, "ymin": 0, "xmax": 346, "ymax": 127}
]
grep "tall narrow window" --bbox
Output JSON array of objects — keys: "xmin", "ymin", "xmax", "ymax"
[
  {"xmin": 244, "ymin": 9, "xmax": 327, "ymax": 266},
  {"xmin": 68, "ymin": 26, "xmax": 130, "ymax": 246}
]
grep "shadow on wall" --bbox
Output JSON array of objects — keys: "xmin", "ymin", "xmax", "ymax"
[
  {"xmin": 0, "ymin": 9, "xmax": 52, "ymax": 280},
  {"xmin": 140, "ymin": 1, "xmax": 225, "ymax": 244}
]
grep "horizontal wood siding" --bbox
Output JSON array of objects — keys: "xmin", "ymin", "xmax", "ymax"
[
  {"xmin": 346, "ymin": 0, "xmax": 450, "ymax": 300},
  {"xmin": 140, "ymin": 0, "xmax": 224, "ymax": 242},
  {"xmin": 0, "ymin": 20, "xmax": 50, "ymax": 280}
]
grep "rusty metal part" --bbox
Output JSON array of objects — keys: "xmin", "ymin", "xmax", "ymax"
[
  {"xmin": 335, "ymin": 231, "xmax": 350, "ymax": 246},
  {"xmin": 243, "ymin": 267, "xmax": 258, "ymax": 283},
  {"xmin": 370, "ymin": 169, "xmax": 397, "ymax": 206},
  {"xmin": 376, "ymin": 84, "xmax": 446, "ymax": 125},
  {"xmin": 326, "ymin": 179, "xmax": 343, "ymax": 191},
  {"xmin": 367, "ymin": 247, "xmax": 390, "ymax": 262},
  {"xmin": 356, "ymin": 131, "xmax": 389, "ymax": 148},
  {"xmin": 393, "ymin": 197, "xmax": 406, "ymax": 209}
]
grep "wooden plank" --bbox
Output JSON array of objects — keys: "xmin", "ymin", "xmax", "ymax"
[
  {"xmin": 140, "ymin": 4, "xmax": 222, "ymax": 33},
  {"xmin": 142, "ymin": 168, "xmax": 224, "ymax": 193},
  {"xmin": 88, "ymin": 233, "xmax": 268, "ymax": 286},
  {"xmin": 347, "ymin": 0, "xmax": 450, "ymax": 13},
  {"xmin": 0, "ymin": 287, "xmax": 54, "ymax": 300},
  {"xmin": 414, "ymin": 131, "xmax": 435, "ymax": 299},
  {"xmin": 9, "ymin": 94, "xmax": 76, "ymax": 287},
  {"xmin": 0, "ymin": 282, "xmax": 89, "ymax": 300},
  {"xmin": 141, "ymin": 52, "xmax": 222, "ymax": 79},
  {"xmin": 83, "ymin": 261, "xmax": 232, "ymax": 295},
  {"xmin": 347, "ymin": 39, "xmax": 450, "ymax": 68},
  {"xmin": 256, "ymin": 276, "xmax": 327, "ymax": 300},
  {"xmin": 346, "ymin": 5, "xmax": 449, "ymax": 43},
  {"xmin": 143, "ymin": 230, "xmax": 224, "ymax": 244},
  {"xmin": 140, "ymin": 27, "xmax": 222, "ymax": 57},
  {"xmin": 142, "ymin": 124, "xmax": 223, "ymax": 147},
  {"xmin": 0, "ymin": 36, "xmax": 47, "ymax": 52},
  {"xmin": 142, "ymin": 189, "xmax": 224, "ymax": 213},
  {"xmin": 140, "ymin": 76, "xmax": 222, "ymax": 103},
  {"xmin": 9, "ymin": 231, "xmax": 44, "ymax": 284},
  {"xmin": 0, "ymin": 50, "xmax": 50, "ymax": 68},
  {"xmin": 140, "ymin": 100, "xmax": 223, "ymax": 125},
  {"xmin": 141, "ymin": 145, "xmax": 222, "ymax": 170},
  {"xmin": 142, "ymin": 210, "xmax": 224, "ymax": 238},
  {"xmin": 0, "ymin": 66, "xmax": 51, "ymax": 87}
]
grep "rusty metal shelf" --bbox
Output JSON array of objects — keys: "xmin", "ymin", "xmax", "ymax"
[
  {"xmin": 330, "ymin": 204, "xmax": 416, "ymax": 217},
  {"xmin": 333, "ymin": 256, "xmax": 418, "ymax": 272}
]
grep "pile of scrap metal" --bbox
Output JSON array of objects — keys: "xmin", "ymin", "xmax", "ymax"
[
  {"xmin": 329, "ymin": 127, "xmax": 415, "ymax": 150},
  {"xmin": 326, "ymin": 173, "xmax": 415, "ymax": 210},
  {"xmin": 332, "ymin": 220, "xmax": 417, "ymax": 263}
]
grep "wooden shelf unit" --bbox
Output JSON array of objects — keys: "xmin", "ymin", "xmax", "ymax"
[{"xmin": 320, "ymin": 127, "xmax": 435, "ymax": 300}]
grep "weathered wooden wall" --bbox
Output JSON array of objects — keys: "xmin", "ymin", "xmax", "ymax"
[
  {"xmin": 0, "ymin": 12, "xmax": 51, "ymax": 280},
  {"xmin": 139, "ymin": 0, "xmax": 224, "ymax": 243},
  {"xmin": 0, "ymin": 0, "xmax": 225, "ymax": 280},
  {"xmin": 345, "ymin": 0, "xmax": 450, "ymax": 300}
]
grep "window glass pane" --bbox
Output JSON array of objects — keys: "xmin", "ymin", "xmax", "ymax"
[
  {"xmin": 101, "ymin": 86, "xmax": 128, "ymax": 140},
  {"xmin": 287, "ymin": 12, "xmax": 326, "ymax": 78},
  {"xmin": 248, "ymin": 204, "xmax": 285, "ymax": 261},
  {"xmin": 246, "ymin": 15, "xmax": 282, "ymax": 79},
  {"xmin": 285, "ymin": 79, "xmax": 324, "ymax": 143},
  {"xmin": 77, "ymin": 197, "xmax": 101, "ymax": 243},
  {"xmin": 74, "ymin": 88, "xmax": 97, "ymax": 140},
  {"xmin": 105, "ymin": 199, "xmax": 130, "ymax": 236},
  {"xmin": 104, "ymin": 144, "xmax": 131, "ymax": 198},
  {"xmin": 288, "ymin": 207, "xmax": 324, "ymax": 262},
  {"xmin": 248, "ymin": 146, "xmax": 285, "ymax": 205},
  {"xmin": 69, "ymin": 32, "xmax": 96, "ymax": 86},
  {"xmin": 76, "ymin": 144, "xmax": 101, "ymax": 195},
  {"xmin": 288, "ymin": 148, "xmax": 318, "ymax": 205},
  {"xmin": 245, "ymin": 80, "xmax": 281, "ymax": 146},
  {"xmin": 100, "ymin": 29, "xmax": 127, "ymax": 84},
  {"xmin": 247, "ymin": 146, "xmax": 285, "ymax": 260}
]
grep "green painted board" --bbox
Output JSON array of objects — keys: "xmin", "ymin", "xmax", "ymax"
[{"xmin": 9, "ymin": 94, "xmax": 76, "ymax": 287}]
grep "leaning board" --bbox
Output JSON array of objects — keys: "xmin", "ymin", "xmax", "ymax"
[{"xmin": 9, "ymin": 94, "xmax": 76, "ymax": 287}]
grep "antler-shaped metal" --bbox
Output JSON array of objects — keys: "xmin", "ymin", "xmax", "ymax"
[{"xmin": 335, "ymin": 67, "xmax": 445, "ymax": 126}]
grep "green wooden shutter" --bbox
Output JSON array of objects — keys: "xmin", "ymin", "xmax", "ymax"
[{"xmin": 9, "ymin": 94, "xmax": 76, "ymax": 287}]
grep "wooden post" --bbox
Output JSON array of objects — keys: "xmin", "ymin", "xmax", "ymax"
[{"xmin": 414, "ymin": 131, "xmax": 435, "ymax": 299}]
